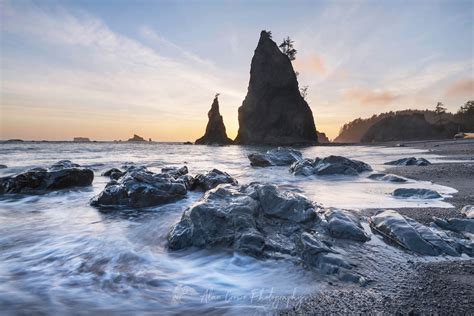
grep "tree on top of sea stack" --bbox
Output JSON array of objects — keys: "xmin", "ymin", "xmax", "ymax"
[
  {"xmin": 234, "ymin": 30, "xmax": 318, "ymax": 145},
  {"xmin": 195, "ymin": 94, "xmax": 233, "ymax": 145}
]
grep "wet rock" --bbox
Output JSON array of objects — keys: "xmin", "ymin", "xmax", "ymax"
[
  {"xmin": 168, "ymin": 183, "xmax": 359, "ymax": 281},
  {"xmin": 91, "ymin": 168, "xmax": 187, "ymax": 208},
  {"xmin": 161, "ymin": 166, "xmax": 188, "ymax": 178},
  {"xmin": 234, "ymin": 30, "xmax": 318, "ymax": 145},
  {"xmin": 195, "ymin": 95, "xmax": 233, "ymax": 145},
  {"xmin": 192, "ymin": 169, "xmax": 237, "ymax": 191},
  {"xmin": 324, "ymin": 209, "xmax": 370, "ymax": 242},
  {"xmin": 102, "ymin": 168, "xmax": 124, "ymax": 180},
  {"xmin": 0, "ymin": 164, "xmax": 7, "ymax": 169},
  {"xmin": 392, "ymin": 188, "xmax": 442, "ymax": 199},
  {"xmin": 290, "ymin": 155, "xmax": 372, "ymax": 176},
  {"xmin": 384, "ymin": 157, "xmax": 431, "ymax": 166},
  {"xmin": 0, "ymin": 160, "xmax": 94, "ymax": 194},
  {"xmin": 368, "ymin": 173, "xmax": 408, "ymax": 183},
  {"xmin": 461, "ymin": 205, "xmax": 474, "ymax": 218},
  {"xmin": 248, "ymin": 147, "xmax": 302, "ymax": 167},
  {"xmin": 369, "ymin": 210, "xmax": 462, "ymax": 256},
  {"xmin": 433, "ymin": 217, "xmax": 474, "ymax": 234}
]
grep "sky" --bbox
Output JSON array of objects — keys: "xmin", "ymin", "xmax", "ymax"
[{"xmin": 1, "ymin": 0, "xmax": 473, "ymax": 141}]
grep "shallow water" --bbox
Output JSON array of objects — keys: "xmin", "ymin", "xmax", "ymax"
[{"xmin": 0, "ymin": 142, "xmax": 459, "ymax": 314}]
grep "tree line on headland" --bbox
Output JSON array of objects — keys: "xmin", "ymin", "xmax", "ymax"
[{"xmin": 334, "ymin": 101, "xmax": 474, "ymax": 143}]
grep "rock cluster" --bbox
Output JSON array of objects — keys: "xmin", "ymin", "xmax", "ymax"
[
  {"xmin": 234, "ymin": 31, "xmax": 318, "ymax": 145},
  {"xmin": 384, "ymin": 157, "xmax": 431, "ymax": 166},
  {"xmin": 168, "ymin": 184, "xmax": 368, "ymax": 283},
  {"xmin": 0, "ymin": 160, "xmax": 94, "ymax": 194},
  {"xmin": 248, "ymin": 147, "xmax": 302, "ymax": 167},
  {"xmin": 195, "ymin": 96, "xmax": 233, "ymax": 145},
  {"xmin": 290, "ymin": 155, "xmax": 372, "ymax": 176},
  {"xmin": 93, "ymin": 166, "xmax": 237, "ymax": 208},
  {"xmin": 127, "ymin": 134, "xmax": 146, "ymax": 142}
]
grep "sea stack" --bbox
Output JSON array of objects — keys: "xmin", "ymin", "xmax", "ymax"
[
  {"xmin": 195, "ymin": 95, "xmax": 233, "ymax": 145},
  {"xmin": 234, "ymin": 30, "xmax": 318, "ymax": 145}
]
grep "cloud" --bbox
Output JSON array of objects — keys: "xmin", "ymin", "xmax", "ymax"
[
  {"xmin": 444, "ymin": 78, "xmax": 474, "ymax": 98},
  {"xmin": 0, "ymin": 1, "xmax": 243, "ymax": 140},
  {"xmin": 293, "ymin": 54, "xmax": 326, "ymax": 75},
  {"xmin": 344, "ymin": 87, "xmax": 400, "ymax": 106}
]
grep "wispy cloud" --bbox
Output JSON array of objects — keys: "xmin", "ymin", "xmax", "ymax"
[
  {"xmin": 293, "ymin": 54, "xmax": 326, "ymax": 75},
  {"xmin": 1, "ymin": 1, "xmax": 243, "ymax": 140},
  {"xmin": 343, "ymin": 87, "xmax": 400, "ymax": 106},
  {"xmin": 444, "ymin": 78, "xmax": 474, "ymax": 98}
]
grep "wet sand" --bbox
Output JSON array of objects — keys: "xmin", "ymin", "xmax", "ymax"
[{"xmin": 281, "ymin": 139, "xmax": 474, "ymax": 315}]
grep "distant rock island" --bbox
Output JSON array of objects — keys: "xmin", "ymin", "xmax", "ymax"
[
  {"xmin": 195, "ymin": 94, "xmax": 233, "ymax": 145},
  {"xmin": 234, "ymin": 30, "xmax": 318, "ymax": 145},
  {"xmin": 127, "ymin": 134, "xmax": 146, "ymax": 142},
  {"xmin": 73, "ymin": 137, "xmax": 91, "ymax": 142}
]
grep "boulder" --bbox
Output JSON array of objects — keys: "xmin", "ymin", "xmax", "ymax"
[
  {"xmin": 195, "ymin": 96, "xmax": 233, "ymax": 145},
  {"xmin": 324, "ymin": 209, "xmax": 370, "ymax": 242},
  {"xmin": 368, "ymin": 173, "xmax": 408, "ymax": 183},
  {"xmin": 192, "ymin": 169, "xmax": 237, "ymax": 191},
  {"xmin": 433, "ymin": 217, "xmax": 474, "ymax": 234},
  {"xmin": 290, "ymin": 155, "xmax": 372, "ymax": 176},
  {"xmin": 384, "ymin": 157, "xmax": 431, "ymax": 166},
  {"xmin": 91, "ymin": 168, "xmax": 187, "ymax": 208},
  {"xmin": 102, "ymin": 168, "xmax": 124, "ymax": 180},
  {"xmin": 392, "ymin": 188, "xmax": 442, "ymax": 199},
  {"xmin": 168, "ymin": 184, "xmax": 365, "ymax": 280},
  {"xmin": 0, "ymin": 164, "xmax": 7, "ymax": 169},
  {"xmin": 248, "ymin": 147, "xmax": 302, "ymax": 167},
  {"xmin": 0, "ymin": 160, "xmax": 94, "ymax": 194},
  {"xmin": 461, "ymin": 205, "xmax": 474, "ymax": 218},
  {"xmin": 234, "ymin": 31, "xmax": 318, "ymax": 145},
  {"xmin": 369, "ymin": 210, "xmax": 462, "ymax": 256}
]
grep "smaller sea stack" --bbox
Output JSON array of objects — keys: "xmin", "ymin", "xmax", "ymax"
[{"xmin": 195, "ymin": 95, "xmax": 233, "ymax": 145}]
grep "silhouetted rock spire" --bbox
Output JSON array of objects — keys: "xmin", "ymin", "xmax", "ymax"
[
  {"xmin": 235, "ymin": 30, "xmax": 318, "ymax": 145},
  {"xmin": 195, "ymin": 95, "xmax": 233, "ymax": 145}
]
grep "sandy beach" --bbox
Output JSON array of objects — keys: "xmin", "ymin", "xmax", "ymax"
[{"xmin": 282, "ymin": 138, "xmax": 474, "ymax": 315}]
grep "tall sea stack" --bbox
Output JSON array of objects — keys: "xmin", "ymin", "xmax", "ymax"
[
  {"xmin": 235, "ymin": 30, "xmax": 318, "ymax": 145},
  {"xmin": 195, "ymin": 95, "xmax": 233, "ymax": 145}
]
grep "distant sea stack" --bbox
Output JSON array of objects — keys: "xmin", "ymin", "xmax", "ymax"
[
  {"xmin": 195, "ymin": 95, "xmax": 233, "ymax": 145},
  {"xmin": 128, "ymin": 134, "xmax": 146, "ymax": 142},
  {"xmin": 234, "ymin": 30, "xmax": 318, "ymax": 145},
  {"xmin": 316, "ymin": 131, "xmax": 330, "ymax": 143}
]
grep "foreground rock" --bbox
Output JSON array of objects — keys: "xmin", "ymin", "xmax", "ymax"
[
  {"xmin": 91, "ymin": 168, "xmax": 187, "ymax": 208},
  {"xmin": 234, "ymin": 30, "xmax": 318, "ymax": 145},
  {"xmin": 323, "ymin": 209, "xmax": 370, "ymax": 242},
  {"xmin": 248, "ymin": 147, "xmax": 302, "ymax": 167},
  {"xmin": 370, "ymin": 210, "xmax": 470, "ymax": 256},
  {"xmin": 168, "ymin": 184, "xmax": 366, "ymax": 283},
  {"xmin": 392, "ymin": 188, "xmax": 442, "ymax": 199},
  {"xmin": 433, "ymin": 217, "xmax": 474, "ymax": 234},
  {"xmin": 192, "ymin": 169, "xmax": 237, "ymax": 191},
  {"xmin": 461, "ymin": 205, "xmax": 474, "ymax": 218},
  {"xmin": 290, "ymin": 155, "xmax": 372, "ymax": 176},
  {"xmin": 195, "ymin": 95, "xmax": 233, "ymax": 145},
  {"xmin": 102, "ymin": 168, "xmax": 124, "ymax": 180},
  {"xmin": 368, "ymin": 173, "xmax": 408, "ymax": 183},
  {"xmin": 0, "ymin": 160, "xmax": 94, "ymax": 194},
  {"xmin": 384, "ymin": 157, "xmax": 431, "ymax": 166}
]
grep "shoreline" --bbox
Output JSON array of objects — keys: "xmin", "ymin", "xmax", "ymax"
[{"xmin": 282, "ymin": 138, "xmax": 474, "ymax": 315}]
